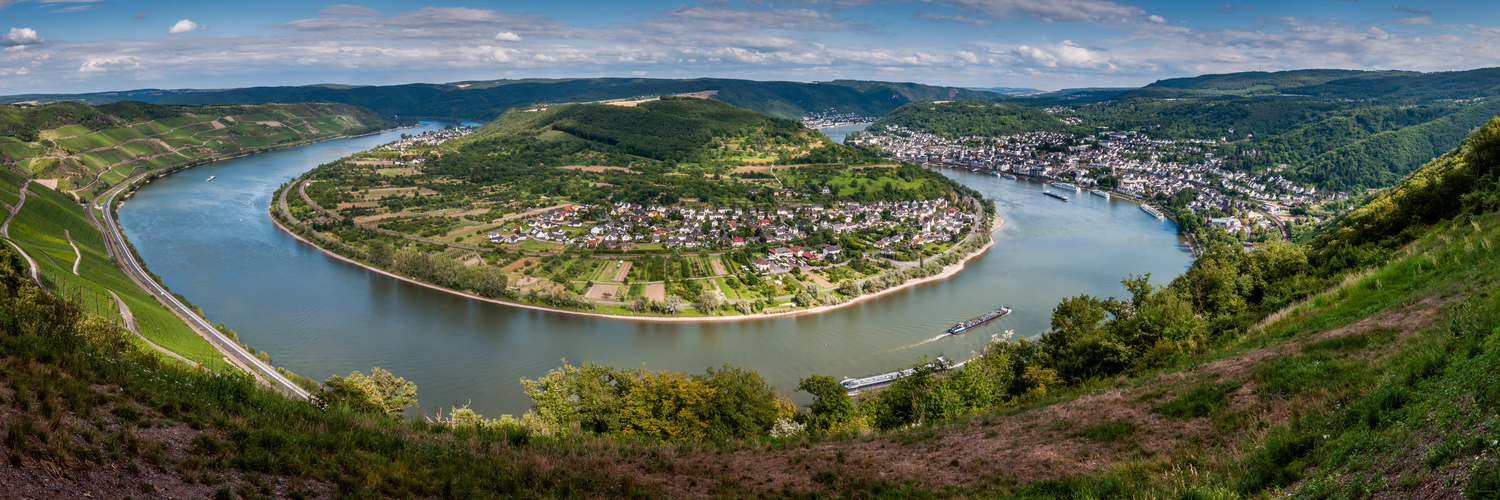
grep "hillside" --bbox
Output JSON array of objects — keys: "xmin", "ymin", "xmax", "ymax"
[
  {"xmin": 0, "ymin": 101, "xmax": 394, "ymax": 199},
  {"xmin": 867, "ymin": 100, "xmax": 1065, "ymax": 138},
  {"xmin": 2, "ymin": 115, "xmax": 1498, "ymax": 497},
  {"xmin": 1114, "ymin": 69, "xmax": 1408, "ymax": 100},
  {"xmin": 0, "ymin": 78, "xmax": 1009, "ymax": 123}
]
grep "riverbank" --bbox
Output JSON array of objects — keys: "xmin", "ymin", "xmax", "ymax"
[{"xmin": 269, "ymin": 204, "xmax": 1004, "ymax": 323}]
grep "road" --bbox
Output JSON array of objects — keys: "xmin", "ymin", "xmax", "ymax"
[
  {"xmin": 2, "ymin": 180, "xmax": 43, "ymax": 286},
  {"xmin": 94, "ymin": 179, "xmax": 312, "ymax": 400},
  {"xmin": 108, "ymin": 289, "xmax": 199, "ymax": 368}
]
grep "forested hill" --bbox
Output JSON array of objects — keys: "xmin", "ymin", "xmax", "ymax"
[
  {"xmin": 866, "ymin": 100, "xmax": 1065, "ymax": 138},
  {"xmin": 0, "ymin": 78, "xmax": 1007, "ymax": 123},
  {"xmin": 453, "ymin": 96, "xmax": 835, "ymax": 165},
  {"xmin": 0, "ymin": 101, "xmax": 393, "ymax": 199}
]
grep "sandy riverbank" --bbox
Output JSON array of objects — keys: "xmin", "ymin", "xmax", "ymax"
[{"xmin": 271, "ymin": 205, "xmax": 1006, "ymax": 323}]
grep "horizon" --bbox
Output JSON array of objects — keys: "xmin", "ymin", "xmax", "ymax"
[{"xmin": 3, "ymin": 0, "xmax": 1499, "ymax": 96}]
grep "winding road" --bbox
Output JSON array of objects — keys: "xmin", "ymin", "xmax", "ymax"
[{"xmin": 94, "ymin": 177, "xmax": 311, "ymax": 399}]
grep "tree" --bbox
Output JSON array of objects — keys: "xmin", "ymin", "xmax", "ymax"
[
  {"xmin": 618, "ymin": 369, "xmax": 713, "ymax": 442},
  {"xmin": 366, "ymin": 240, "xmax": 393, "ymax": 267},
  {"xmin": 318, "ymin": 367, "xmax": 418, "ymax": 416},
  {"xmin": 697, "ymin": 289, "xmax": 725, "ymax": 312},
  {"xmin": 695, "ymin": 365, "xmax": 779, "ymax": 439},
  {"xmin": 798, "ymin": 374, "xmax": 855, "ymax": 432}
]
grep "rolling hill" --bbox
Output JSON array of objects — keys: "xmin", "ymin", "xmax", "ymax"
[{"xmin": 0, "ymin": 78, "xmax": 1009, "ymax": 123}]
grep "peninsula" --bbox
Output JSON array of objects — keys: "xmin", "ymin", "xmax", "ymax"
[{"xmin": 270, "ymin": 96, "xmax": 999, "ymax": 319}]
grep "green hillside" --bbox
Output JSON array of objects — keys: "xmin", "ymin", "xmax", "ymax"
[
  {"xmin": 3, "ymin": 119, "xmax": 1499, "ymax": 497},
  {"xmin": 0, "ymin": 78, "xmax": 1009, "ymax": 123},
  {"xmin": 0, "ymin": 101, "xmax": 394, "ymax": 199},
  {"xmin": 868, "ymin": 100, "xmax": 1066, "ymax": 137},
  {"xmin": 1115, "ymin": 69, "xmax": 1409, "ymax": 100}
]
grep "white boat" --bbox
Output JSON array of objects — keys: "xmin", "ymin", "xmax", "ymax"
[
  {"xmin": 205, "ymin": 176, "xmax": 216, "ymax": 182},
  {"xmin": 1092, "ymin": 189, "xmax": 1109, "ymax": 199}
]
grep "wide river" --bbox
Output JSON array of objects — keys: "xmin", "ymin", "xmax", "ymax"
[{"xmin": 119, "ymin": 122, "xmax": 1192, "ymax": 416}]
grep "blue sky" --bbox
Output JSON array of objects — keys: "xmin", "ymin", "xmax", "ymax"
[{"xmin": 2, "ymin": 0, "xmax": 1496, "ymax": 95}]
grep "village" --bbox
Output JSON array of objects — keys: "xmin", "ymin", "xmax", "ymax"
[
  {"xmin": 378, "ymin": 125, "xmax": 476, "ymax": 151},
  {"xmin": 849, "ymin": 124, "xmax": 1351, "ymax": 234},
  {"xmin": 485, "ymin": 198, "xmax": 977, "ymax": 266}
]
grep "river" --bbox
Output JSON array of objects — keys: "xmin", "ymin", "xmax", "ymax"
[{"xmin": 118, "ymin": 122, "xmax": 1192, "ymax": 417}]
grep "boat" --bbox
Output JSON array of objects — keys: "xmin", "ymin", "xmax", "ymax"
[
  {"xmin": 1092, "ymin": 189, "xmax": 1109, "ymax": 199},
  {"xmin": 947, "ymin": 307, "xmax": 1011, "ymax": 334},
  {"xmin": 989, "ymin": 171, "xmax": 1001, "ymax": 177},
  {"xmin": 205, "ymin": 176, "xmax": 216, "ymax": 182},
  {"xmin": 1044, "ymin": 191, "xmax": 1069, "ymax": 202},
  {"xmin": 1003, "ymin": 174, "xmax": 1017, "ymax": 180},
  {"xmin": 1141, "ymin": 204, "xmax": 1165, "ymax": 220},
  {"xmin": 1050, "ymin": 182, "xmax": 1081, "ymax": 191},
  {"xmin": 841, "ymin": 357, "xmax": 948, "ymax": 393}
]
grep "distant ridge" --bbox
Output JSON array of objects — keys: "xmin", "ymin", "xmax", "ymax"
[{"xmin": 0, "ymin": 78, "xmax": 1008, "ymax": 123}]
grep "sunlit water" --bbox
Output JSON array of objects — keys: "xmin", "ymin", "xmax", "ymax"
[{"xmin": 119, "ymin": 122, "xmax": 1192, "ymax": 416}]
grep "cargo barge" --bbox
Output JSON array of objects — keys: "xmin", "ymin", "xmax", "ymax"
[
  {"xmin": 841, "ymin": 357, "xmax": 949, "ymax": 394},
  {"xmin": 1044, "ymin": 191, "xmax": 1069, "ymax": 202},
  {"xmin": 947, "ymin": 306, "xmax": 1011, "ymax": 334}
]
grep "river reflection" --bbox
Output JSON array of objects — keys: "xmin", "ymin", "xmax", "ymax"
[{"xmin": 119, "ymin": 121, "xmax": 1192, "ymax": 416}]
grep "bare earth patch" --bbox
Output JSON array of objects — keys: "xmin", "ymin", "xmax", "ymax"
[
  {"xmin": 644, "ymin": 283, "xmax": 666, "ymax": 302},
  {"xmin": 501, "ymin": 257, "xmax": 534, "ymax": 273},
  {"xmin": 560, "ymin": 165, "xmax": 637, "ymax": 173},
  {"xmin": 353, "ymin": 211, "xmax": 415, "ymax": 223},
  {"xmin": 612, "ymin": 262, "xmax": 632, "ymax": 281},
  {"xmin": 804, "ymin": 272, "xmax": 834, "ymax": 290},
  {"xmin": 586, "ymin": 283, "xmax": 620, "ymax": 300},
  {"xmin": 709, "ymin": 257, "xmax": 727, "ymax": 276}
]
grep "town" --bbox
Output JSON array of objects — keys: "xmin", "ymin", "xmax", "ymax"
[{"xmin": 849, "ymin": 124, "xmax": 1351, "ymax": 235}]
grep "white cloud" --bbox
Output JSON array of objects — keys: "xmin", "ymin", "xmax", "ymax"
[
  {"xmin": 167, "ymin": 19, "xmax": 205, "ymax": 34},
  {"xmin": 78, "ymin": 56, "xmax": 141, "ymax": 73},
  {"xmin": 932, "ymin": 0, "xmax": 1145, "ymax": 25},
  {"xmin": 494, "ymin": 32, "xmax": 522, "ymax": 42},
  {"xmin": 319, "ymin": 4, "xmax": 382, "ymax": 17},
  {"xmin": 1147, "ymin": 15, "xmax": 1167, "ymax": 24},
  {"xmin": 1, "ymin": 27, "xmax": 44, "ymax": 46},
  {"xmin": 1010, "ymin": 40, "xmax": 1117, "ymax": 69}
]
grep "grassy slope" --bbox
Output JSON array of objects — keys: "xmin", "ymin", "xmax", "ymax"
[{"xmin": 0, "ymin": 176, "xmax": 232, "ymax": 372}]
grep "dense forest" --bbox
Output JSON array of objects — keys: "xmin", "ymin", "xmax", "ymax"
[{"xmin": 869, "ymin": 101, "xmax": 1065, "ymax": 137}]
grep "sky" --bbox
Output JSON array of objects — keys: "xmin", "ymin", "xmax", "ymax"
[{"xmin": 1, "ymin": 0, "xmax": 1498, "ymax": 95}]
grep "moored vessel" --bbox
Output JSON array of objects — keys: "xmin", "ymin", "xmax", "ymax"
[
  {"xmin": 1050, "ymin": 182, "xmax": 1080, "ymax": 191},
  {"xmin": 1141, "ymin": 204, "xmax": 1165, "ymax": 220},
  {"xmin": 1092, "ymin": 189, "xmax": 1109, "ymax": 199}
]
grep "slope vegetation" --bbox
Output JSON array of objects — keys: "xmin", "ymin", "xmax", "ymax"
[
  {"xmin": 0, "ymin": 101, "xmax": 394, "ymax": 199},
  {"xmin": 2, "ymin": 126, "xmax": 1499, "ymax": 498}
]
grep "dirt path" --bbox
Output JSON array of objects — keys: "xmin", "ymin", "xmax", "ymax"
[
  {"xmin": 1, "ymin": 179, "xmax": 28, "ymax": 238},
  {"xmin": 65, "ymin": 229, "xmax": 80, "ymax": 275},
  {"xmin": 108, "ymin": 289, "xmax": 199, "ymax": 367},
  {"xmin": 612, "ymin": 262, "xmax": 632, "ymax": 281}
]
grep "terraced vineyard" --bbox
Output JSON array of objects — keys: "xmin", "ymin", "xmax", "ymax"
[{"xmin": 1, "ymin": 102, "xmax": 394, "ymax": 199}]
